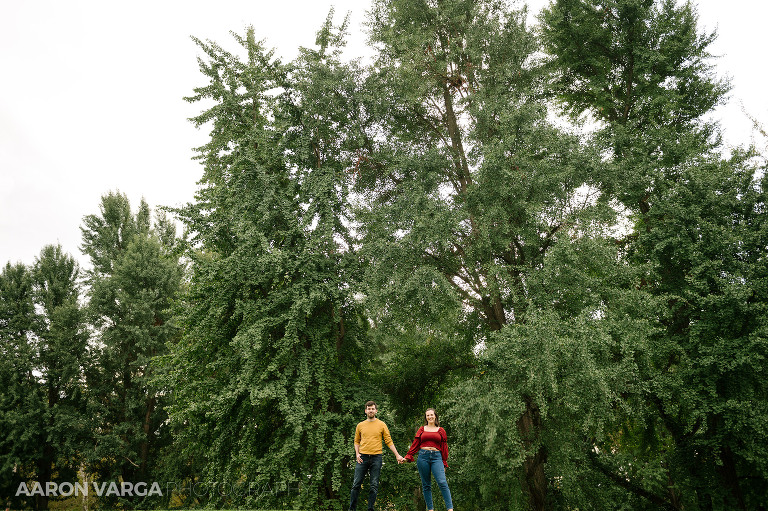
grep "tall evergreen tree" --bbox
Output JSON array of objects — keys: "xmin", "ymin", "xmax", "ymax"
[
  {"xmin": 163, "ymin": 18, "xmax": 371, "ymax": 508},
  {"xmin": 0, "ymin": 262, "xmax": 41, "ymax": 509},
  {"xmin": 0, "ymin": 246, "xmax": 88, "ymax": 510},
  {"xmin": 81, "ymin": 192, "xmax": 182, "ymax": 506},
  {"xmin": 30, "ymin": 245, "xmax": 89, "ymax": 510}
]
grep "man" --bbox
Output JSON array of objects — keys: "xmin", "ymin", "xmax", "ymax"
[{"xmin": 349, "ymin": 401, "xmax": 404, "ymax": 511}]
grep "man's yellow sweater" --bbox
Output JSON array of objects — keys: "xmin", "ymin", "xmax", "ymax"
[{"xmin": 354, "ymin": 418, "xmax": 393, "ymax": 455}]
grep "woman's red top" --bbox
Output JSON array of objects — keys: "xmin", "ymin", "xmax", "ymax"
[{"xmin": 404, "ymin": 426, "xmax": 449, "ymax": 467}]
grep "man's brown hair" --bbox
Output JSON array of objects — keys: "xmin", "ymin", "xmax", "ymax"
[{"xmin": 365, "ymin": 401, "xmax": 377, "ymax": 409}]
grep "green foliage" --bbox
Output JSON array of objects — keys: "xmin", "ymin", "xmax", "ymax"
[
  {"xmin": 444, "ymin": 230, "xmax": 657, "ymax": 511},
  {"xmin": 162, "ymin": 18, "xmax": 373, "ymax": 509},
  {"xmin": 540, "ymin": 0, "xmax": 729, "ymax": 212},
  {"xmin": 621, "ymin": 154, "xmax": 768, "ymax": 509},
  {"xmin": 541, "ymin": 0, "xmax": 768, "ymax": 508},
  {"xmin": 0, "ymin": 247, "xmax": 89, "ymax": 510},
  {"xmin": 81, "ymin": 192, "xmax": 183, "ymax": 508},
  {"xmin": 0, "ymin": 262, "xmax": 41, "ymax": 509},
  {"xmin": 539, "ymin": 0, "xmax": 726, "ymax": 144},
  {"xmin": 2, "ymin": 2, "xmax": 765, "ymax": 511},
  {"xmin": 356, "ymin": 0, "xmax": 615, "ymax": 508},
  {"xmin": 31, "ymin": 246, "xmax": 89, "ymax": 501}
]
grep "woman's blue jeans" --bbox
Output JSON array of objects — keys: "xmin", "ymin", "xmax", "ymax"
[
  {"xmin": 416, "ymin": 449, "xmax": 453, "ymax": 510},
  {"xmin": 349, "ymin": 453, "xmax": 382, "ymax": 511}
]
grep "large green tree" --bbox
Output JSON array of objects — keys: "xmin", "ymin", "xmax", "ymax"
[
  {"xmin": 624, "ymin": 153, "xmax": 768, "ymax": 510},
  {"xmin": 81, "ymin": 192, "xmax": 182, "ymax": 506},
  {"xmin": 354, "ymin": 1, "xmax": 617, "ymax": 509},
  {"xmin": 541, "ymin": 0, "xmax": 768, "ymax": 508},
  {"xmin": 0, "ymin": 246, "xmax": 88, "ymax": 510},
  {"xmin": 162, "ymin": 18, "xmax": 372, "ymax": 509},
  {"xmin": 30, "ymin": 245, "xmax": 89, "ymax": 510},
  {"xmin": 0, "ymin": 262, "xmax": 40, "ymax": 509}
]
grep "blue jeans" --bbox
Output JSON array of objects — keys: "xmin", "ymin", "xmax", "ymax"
[
  {"xmin": 349, "ymin": 453, "xmax": 382, "ymax": 511},
  {"xmin": 416, "ymin": 449, "xmax": 453, "ymax": 510}
]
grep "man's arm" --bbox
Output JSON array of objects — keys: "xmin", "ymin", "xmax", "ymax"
[
  {"xmin": 387, "ymin": 442, "xmax": 405, "ymax": 463},
  {"xmin": 382, "ymin": 424, "xmax": 405, "ymax": 463},
  {"xmin": 354, "ymin": 424, "xmax": 363, "ymax": 463}
]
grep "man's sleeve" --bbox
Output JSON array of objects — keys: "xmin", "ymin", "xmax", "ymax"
[
  {"xmin": 382, "ymin": 422, "xmax": 394, "ymax": 447},
  {"xmin": 354, "ymin": 423, "xmax": 362, "ymax": 444}
]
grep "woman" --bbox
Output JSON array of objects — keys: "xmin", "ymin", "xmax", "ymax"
[{"xmin": 404, "ymin": 408, "xmax": 454, "ymax": 511}]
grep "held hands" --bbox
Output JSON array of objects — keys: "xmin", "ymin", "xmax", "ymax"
[{"xmin": 356, "ymin": 453, "xmax": 406, "ymax": 464}]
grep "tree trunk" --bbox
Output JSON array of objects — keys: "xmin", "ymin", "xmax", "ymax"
[
  {"xmin": 140, "ymin": 396, "xmax": 156, "ymax": 476},
  {"xmin": 719, "ymin": 445, "xmax": 746, "ymax": 509},
  {"xmin": 36, "ymin": 453, "xmax": 52, "ymax": 510},
  {"xmin": 518, "ymin": 396, "xmax": 547, "ymax": 511},
  {"xmin": 666, "ymin": 470, "xmax": 683, "ymax": 510}
]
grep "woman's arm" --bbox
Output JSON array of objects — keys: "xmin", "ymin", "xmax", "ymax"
[
  {"xmin": 439, "ymin": 427, "xmax": 449, "ymax": 468},
  {"xmin": 404, "ymin": 426, "xmax": 424, "ymax": 462}
]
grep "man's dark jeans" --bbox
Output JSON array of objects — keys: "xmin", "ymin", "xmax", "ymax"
[{"xmin": 349, "ymin": 453, "xmax": 382, "ymax": 511}]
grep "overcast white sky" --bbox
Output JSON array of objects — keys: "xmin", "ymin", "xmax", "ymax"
[{"xmin": 1, "ymin": 0, "xmax": 766, "ymax": 268}]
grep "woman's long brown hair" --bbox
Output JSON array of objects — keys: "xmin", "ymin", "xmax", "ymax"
[{"xmin": 423, "ymin": 408, "xmax": 440, "ymax": 427}]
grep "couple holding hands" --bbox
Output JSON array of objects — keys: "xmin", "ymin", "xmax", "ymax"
[{"xmin": 349, "ymin": 401, "xmax": 454, "ymax": 511}]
